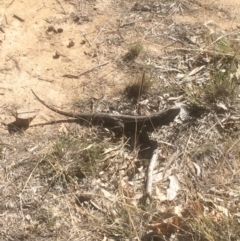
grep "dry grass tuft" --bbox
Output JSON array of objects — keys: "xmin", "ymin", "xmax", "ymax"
[
  {"xmin": 39, "ymin": 135, "xmax": 105, "ymax": 186},
  {"xmin": 187, "ymin": 55, "xmax": 239, "ymax": 109},
  {"xmin": 204, "ymin": 68, "xmax": 237, "ymax": 104},
  {"xmin": 187, "ymin": 211, "xmax": 240, "ymax": 241},
  {"xmin": 124, "ymin": 42, "xmax": 143, "ymax": 61}
]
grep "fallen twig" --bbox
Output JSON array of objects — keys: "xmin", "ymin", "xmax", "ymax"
[
  {"xmin": 13, "ymin": 14, "xmax": 24, "ymax": 22},
  {"xmin": 83, "ymin": 34, "xmax": 92, "ymax": 47},
  {"xmin": 62, "ymin": 61, "xmax": 110, "ymax": 79},
  {"xmin": 62, "ymin": 74, "xmax": 79, "ymax": 79},
  {"xmin": 38, "ymin": 76, "xmax": 55, "ymax": 83},
  {"xmin": 7, "ymin": 0, "xmax": 16, "ymax": 8}
]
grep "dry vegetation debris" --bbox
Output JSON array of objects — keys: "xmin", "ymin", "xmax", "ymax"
[{"xmin": 1, "ymin": 0, "xmax": 240, "ymax": 240}]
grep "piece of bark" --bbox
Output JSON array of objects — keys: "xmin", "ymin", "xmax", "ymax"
[
  {"xmin": 15, "ymin": 109, "xmax": 39, "ymax": 128},
  {"xmin": 145, "ymin": 148, "xmax": 159, "ymax": 197}
]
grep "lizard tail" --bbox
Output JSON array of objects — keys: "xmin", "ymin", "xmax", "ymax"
[{"xmin": 31, "ymin": 89, "xmax": 78, "ymax": 118}]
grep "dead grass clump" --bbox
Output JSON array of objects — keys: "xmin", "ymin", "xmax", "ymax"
[
  {"xmin": 207, "ymin": 36, "xmax": 238, "ymax": 104},
  {"xmin": 204, "ymin": 35, "xmax": 239, "ymax": 103},
  {"xmin": 124, "ymin": 42, "xmax": 143, "ymax": 61},
  {"xmin": 204, "ymin": 69, "xmax": 237, "ymax": 104},
  {"xmin": 38, "ymin": 135, "xmax": 104, "ymax": 187},
  {"xmin": 188, "ymin": 212, "xmax": 240, "ymax": 241},
  {"xmin": 186, "ymin": 54, "xmax": 239, "ymax": 109},
  {"xmin": 182, "ymin": 31, "xmax": 240, "ymax": 110}
]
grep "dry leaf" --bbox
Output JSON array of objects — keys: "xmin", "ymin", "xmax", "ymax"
[
  {"xmin": 213, "ymin": 204, "xmax": 231, "ymax": 217},
  {"xmin": 192, "ymin": 162, "xmax": 201, "ymax": 176},
  {"xmin": 216, "ymin": 102, "xmax": 228, "ymax": 111},
  {"xmin": 167, "ymin": 175, "xmax": 180, "ymax": 201},
  {"xmin": 58, "ymin": 123, "xmax": 68, "ymax": 134},
  {"xmin": 235, "ymin": 66, "xmax": 240, "ymax": 81},
  {"xmin": 100, "ymin": 188, "xmax": 116, "ymax": 202},
  {"xmin": 147, "ymin": 215, "xmax": 179, "ymax": 236}
]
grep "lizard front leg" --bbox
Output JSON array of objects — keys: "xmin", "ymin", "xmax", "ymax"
[{"xmin": 103, "ymin": 117, "xmax": 125, "ymax": 137}]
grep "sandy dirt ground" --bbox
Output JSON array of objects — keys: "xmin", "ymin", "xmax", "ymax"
[{"xmin": 1, "ymin": 0, "xmax": 126, "ymax": 129}]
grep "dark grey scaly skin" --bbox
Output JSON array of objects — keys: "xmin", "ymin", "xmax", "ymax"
[{"xmin": 31, "ymin": 90, "xmax": 180, "ymax": 133}]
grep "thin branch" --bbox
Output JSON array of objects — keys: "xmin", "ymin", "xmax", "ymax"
[{"xmin": 62, "ymin": 61, "xmax": 110, "ymax": 79}]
